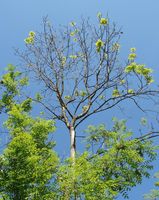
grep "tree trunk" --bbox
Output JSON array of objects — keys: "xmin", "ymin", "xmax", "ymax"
[
  {"xmin": 69, "ymin": 125, "xmax": 76, "ymax": 162},
  {"xmin": 69, "ymin": 125, "xmax": 77, "ymax": 199}
]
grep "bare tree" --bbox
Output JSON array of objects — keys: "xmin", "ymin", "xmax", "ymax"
[{"xmin": 16, "ymin": 15, "xmax": 158, "ymax": 161}]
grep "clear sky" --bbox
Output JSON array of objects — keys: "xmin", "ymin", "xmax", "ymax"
[{"xmin": 1, "ymin": 1, "xmax": 159, "ymax": 199}]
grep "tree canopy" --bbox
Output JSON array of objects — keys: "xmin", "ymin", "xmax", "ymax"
[{"xmin": 0, "ymin": 14, "xmax": 159, "ymax": 200}]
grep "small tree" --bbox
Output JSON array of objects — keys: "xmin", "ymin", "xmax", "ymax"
[
  {"xmin": 17, "ymin": 14, "xmax": 157, "ymax": 161},
  {"xmin": 0, "ymin": 66, "xmax": 59, "ymax": 200}
]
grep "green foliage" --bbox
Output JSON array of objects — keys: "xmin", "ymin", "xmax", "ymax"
[
  {"xmin": 144, "ymin": 189, "xmax": 159, "ymax": 200},
  {"xmin": 140, "ymin": 117, "xmax": 148, "ymax": 126},
  {"xmin": 128, "ymin": 53, "xmax": 137, "ymax": 61},
  {"xmin": 0, "ymin": 64, "xmax": 28, "ymax": 113},
  {"xmin": 55, "ymin": 119, "xmax": 156, "ymax": 199},
  {"xmin": 0, "ymin": 67, "xmax": 157, "ymax": 199},
  {"xmin": 69, "ymin": 21, "xmax": 76, "ymax": 27},
  {"xmin": 124, "ymin": 49, "xmax": 154, "ymax": 84},
  {"xmin": 128, "ymin": 89, "xmax": 134, "ymax": 94},
  {"xmin": 0, "ymin": 131, "xmax": 58, "ymax": 199},
  {"xmin": 35, "ymin": 93, "xmax": 43, "ymax": 101},
  {"xmin": 0, "ymin": 67, "xmax": 59, "ymax": 199},
  {"xmin": 61, "ymin": 56, "xmax": 67, "ymax": 66},
  {"xmin": 144, "ymin": 172, "xmax": 159, "ymax": 200},
  {"xmin": 100, "ymin": 18, "xmax": 108, "ymax": 25},
  {"xmin": 112, "ymin": 43, "xmax": 120, "ymax": 51},
  {"xmin": 96, "ymin": 39, "xmax": 104, "ymax": 52},
  {"xmin": 97, "ymin": 12, "xmax": 108, "ymax": 26},
  {"xmin": 79, "ymin": 90, "xmax": 87, "ymax": 97},
  {"xmin": 0, "ymin": 12, "xmax": 158, "ymax": 199},
  {"xmin": 64, "ymin": 95, "xmax": 71, "ymax": 100},
  {"xmin": 69, "ymin": 55, "xmax": 78, "ymax": 59},
  {"xmin": 24, "ymin": 31, "xmax": 36, "ymax": 45},
  {"xmin": 112, "ymin": 89, "xmax": 120, "ymax": 97},
  {"xmin": 0, "ymin": 63, "xmax": 157, "ymax": 199}
]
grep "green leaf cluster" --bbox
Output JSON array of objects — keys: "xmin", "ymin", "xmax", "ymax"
[
  {"xmin": 112, "ymin": 89, "xmax": 120, "ymax": 97},
  {"xmin": 24, "ymin": 31, "xmax": 36, "ymax": 45},
  {"xmin": 56, "ymin": 119, "xmax": 156, "ymax": 199},
  {"xmin": 0, "ymin": 67, "xmax": 58, "ymax": 199},
  {"xmin": 96, "ymin": 39, "xmax": 104, "ymax": 52},
  {"xmin": 0, "ymin": 65, "xmax": 28, "ymax": 113},
  {"xmin": 125, "ymin": 62, "xmax": 154, "ymax": 84}
]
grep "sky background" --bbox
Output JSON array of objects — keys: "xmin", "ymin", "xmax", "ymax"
[{"xmin": 1, "ymin": 0, "xmax": 159, "ymax": 199}]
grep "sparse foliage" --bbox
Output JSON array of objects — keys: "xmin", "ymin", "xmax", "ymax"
[
  {"xmin": 0, "ymin": 13, "xmax": 159, "ymax": 200},
  {"xmin": 17, "ymin": 14, "xmax": 157, "ymax": 160}
]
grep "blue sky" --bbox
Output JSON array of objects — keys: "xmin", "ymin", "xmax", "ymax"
[{"xmin": 1, "ymin": 0, "xmax": 159, "ymax": 199}]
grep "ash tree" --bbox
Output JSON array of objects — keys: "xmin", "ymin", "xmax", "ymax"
[
  {"xmin": 0, "ymin": 13, "xmax": 159, "ymax": 199},
  {"xmin": 17, "ymin": 13, "xmax": 156, "ymax": 161}
]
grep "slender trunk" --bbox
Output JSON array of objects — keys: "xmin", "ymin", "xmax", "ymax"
[
  {"xmin": 69, "ymin": 125, "xmax": 76, "ymax": 161},
  {"xmin": 69, "ymin": 125, "xmax": 77, "ymax": 199}
]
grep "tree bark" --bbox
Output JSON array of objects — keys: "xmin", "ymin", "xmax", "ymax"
[
  {"xmin": 69, "ymin": 125, "xmax": 77, "ymax": 199},
  {"xmin": 69, "ymin": 125, "xmax": 76, "ymax": 162}
]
